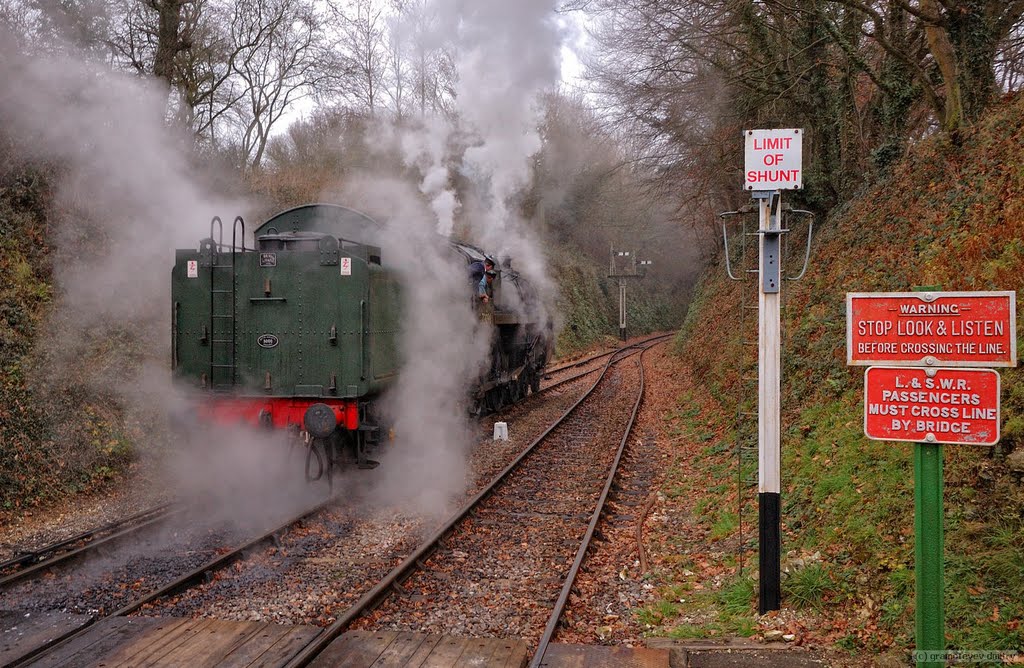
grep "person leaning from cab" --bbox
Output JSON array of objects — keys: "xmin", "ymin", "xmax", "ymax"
[{"xmin": 469, "ymin": 257, "xmax": 497, "ymax": 303}]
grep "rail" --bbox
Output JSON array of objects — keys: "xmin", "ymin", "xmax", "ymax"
[
  {"xmin": 530, "ymin": 338, "xmax": 655, "ymax": 666},
  {"xmin": 284, "ymin": 337, "xmax": 663, "ymax": 667}
]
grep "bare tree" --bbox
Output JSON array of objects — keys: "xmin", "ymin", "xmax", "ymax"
[
  {"xmin": 821, "ymin": 0, "xmax": 1024, "ymax": 131},
  {"xmin": 173, "ymin": 0, "xmax": 243, "ymax": 144},
  {"xmin": 384, "ymin": 0, "xmax": 408, "ymax": 118},
  {"xmin": 586, "ymin": 0, "xmax": 751, "ymax": 223},
  {"xmin": 3, "ymin": 0, "xmax": 117, "ymax": 58},
  {"xmin": 229, "ymin": 0, "xmax": 324, "ymax": 172},
  {"xmin": 996, "ymin": 23, "xmax": 1024, "ymax": 91},
  {"xmin": 150, "ymin": 0, "xmax": 188, "ymax": 86},
  {"xmin": 328, "ymin": 0, "xmax": 387, "ymax": 115},
  {"xmin": 0, "ymin": 0, "xmax": 36, "ymax": 49},
  {"xmin": 402, "ymin": 0, "xmax": 455, "ymax": 117}
]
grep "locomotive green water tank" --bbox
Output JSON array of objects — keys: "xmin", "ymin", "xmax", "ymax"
[{"xmin": 171, "ymin": 205, "xmax": 402, "ymax": 400}]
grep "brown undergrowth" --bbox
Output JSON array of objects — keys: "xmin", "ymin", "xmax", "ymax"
[{"xmin": 642, "ymin": 93, "xmax": 1024, "ymax": 659}]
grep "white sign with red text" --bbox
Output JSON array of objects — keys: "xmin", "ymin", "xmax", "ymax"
[{"xmin": 744, "ymin": 129, "xmax": 803, "ymax": 191}]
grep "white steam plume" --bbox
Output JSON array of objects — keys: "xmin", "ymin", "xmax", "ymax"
[
  {"xmin": 390, "ymin": 0, "xmax": 565, "ymax": 301},
  {"xmin": 442, "ymin": 0, "xmax": 561, "ymax": 229},
  {"xmin": 342, "ymin": 177, "xmax": 491, "ymax": 516},
  {"xmin": 397, "ymin": 115, "xmax": 461, "ymax": 236},
  {"xmin": 0, "ymin": 46, "xmax": 244, "ymax": 327},
  {"xmin": 0, "ymin": 41, "xmax": 321, "ymax": 526},
  {"xmin": 322, "ymin": 0, "xmax": 568, "ymax": 515}
]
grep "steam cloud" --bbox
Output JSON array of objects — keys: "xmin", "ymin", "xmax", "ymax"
[
  {"xmin": 0, "ymin": 0, "xmax": 571, "ymax": 524},
  {"xmin": 0, "ymin": 39, "xmax": 321, "ymax": 526},
  {"xmin": 354, "ymin": 0, "xmax": 565, "ymax": 513},
  {"xmin": 390, "ymin": 0, "xmax": 562, "ymax": 255},
  {"xmin": 339, "ymin": 177, "xmax": 491, "ymax": 514},
  {"xmin": 0, "ymin": 44, "xmax": 243, "ymax": 326}
]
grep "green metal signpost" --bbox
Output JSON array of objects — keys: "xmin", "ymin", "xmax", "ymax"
[
  {"xmin": 914, "ymin": 442, "xmax": 944, "ymax": 667},
  {"xmin": 913, "ymin": 285, "xmax": 943, "ymax": 668},
  {"xmin": 848, "ymin": 287, "xmax": 1016, "ymax": 667}
]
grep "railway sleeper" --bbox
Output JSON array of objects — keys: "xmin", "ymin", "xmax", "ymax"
[{"xmin": 478, "ymin": 510, "xmax": 590, "ymax": 521}]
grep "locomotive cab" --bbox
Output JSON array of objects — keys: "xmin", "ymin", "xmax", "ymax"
[{"xmin": 448, "ymin": 241, "xmax": 552, "ymax": 414}]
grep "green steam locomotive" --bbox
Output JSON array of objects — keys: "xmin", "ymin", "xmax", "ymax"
[{"xmin": 171, "ymin": 204, "xmax": 550, "ymax": 480}]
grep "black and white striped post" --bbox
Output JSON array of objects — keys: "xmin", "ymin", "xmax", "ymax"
[{"xmin": 755, "ymin": 190, "xmax": 783, "ymax": 613}]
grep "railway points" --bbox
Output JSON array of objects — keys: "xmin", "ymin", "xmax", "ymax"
[{"xmin": 1, "ymin": 337, "xmax": 683, "ymax": 668}]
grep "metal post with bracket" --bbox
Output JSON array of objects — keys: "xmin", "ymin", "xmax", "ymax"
[
  {"xmin": 609, "ymin": 248, "xmax": 653, "ymax": 342},
  {"xmin": 755, "ymin": 189, "xmax": 783, "ymax": 612},
  {"xmin": 720, "ymin": 128, "xmax": 810, "ymax": 613}
]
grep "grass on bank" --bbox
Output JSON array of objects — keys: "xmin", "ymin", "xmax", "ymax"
[
  {"xmin": 639, "ymin": 386, "xmax": 1024, "ymax": 652},
  {"xmin": 643, "ymin": 94, "xmax": 1024, "ymax": 652}
]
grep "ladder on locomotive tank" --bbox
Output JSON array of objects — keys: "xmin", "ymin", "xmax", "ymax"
[{"xmin": 207, "ymin": 216, "xmax": 246, "ymax": 391}]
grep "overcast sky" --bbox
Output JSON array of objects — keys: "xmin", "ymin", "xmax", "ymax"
[{"xmin": 558, "ymin": 9, "xmax": 590, "ymax": 89}]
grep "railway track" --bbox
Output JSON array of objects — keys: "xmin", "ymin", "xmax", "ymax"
[
  {"xmin": 4, "ymin": 494, "xmax": 338, "ymax": 667},
  {"xmin": 5, "ymin": 333, "xmax": 671, "ymax": 667},
  {"xmin": 529, "ymin": 341, "xmax": 653, "ymax": 667},
  {"xmin": 547, "ymin": 332, "xmax": 673, "ymax": 374},
  {"xmin": 1, "ymin": 335, "xmax": 656, "ymax": 575},
  {"xmin": 125, "ymin": 358, "xmax": 623, "ymax": 628},
  {"xmin": 280, "ymin": 336, "xmax": 663, "ymax": 667},
  {"xmin": 538, "ymin": 332, "xmax": 672, "ymax": 394},
  {"xmin": 0, "ymin": 503, "xmax": 177, "ymax": 588}
]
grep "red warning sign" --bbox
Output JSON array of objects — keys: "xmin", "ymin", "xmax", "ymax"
[
  {"xmin": 864, "ymin": 367, "xmax": 1000, "ymax": 445},
  {"xmin": 847, "ymin": 292, "xmax": 1016, "ymax": 367}
]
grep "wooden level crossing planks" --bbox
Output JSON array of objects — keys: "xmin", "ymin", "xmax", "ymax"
[
  {"xmin": 538, "ymin": 643, "xmax": 670, "ymax": 668},
  {"xmin": 17, "ymin": 615, "xmax": 318, "ymax": 667},
  {"xmin": 17, "ymin": 617, "xmax": 173, "ymax": 668},
  {"xmin": 7, "ymin": 614, "xmax": 670, "ymax": 668},
  {"xmin": 1, "ymin": 609, "xmax": 93, "ymax": 667},
  {"xmin": 308, "ymin": 630, "xmax": 529, "ymax": 667}
]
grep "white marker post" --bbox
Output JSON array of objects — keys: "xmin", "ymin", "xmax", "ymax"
[{"xmin": 743, "ymin": 128, "xmax": 802, "ymax": 613}]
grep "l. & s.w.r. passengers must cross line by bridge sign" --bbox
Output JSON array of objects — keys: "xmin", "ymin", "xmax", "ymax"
[{"xmin": 863, "ymin": 367, "xmax": 1000, "ymax": 445}]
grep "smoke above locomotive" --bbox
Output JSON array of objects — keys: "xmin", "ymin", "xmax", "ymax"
[{"xmin": 171, "ymin": 203, "xmax": 551, "ymax": 485}]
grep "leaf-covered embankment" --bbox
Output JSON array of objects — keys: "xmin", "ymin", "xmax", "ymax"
[
  {"xmin": 0, "ymin": 163, "xmax": 139, "ymax": 512},
  {"xmin": 652, "ymin": 93, "xmax": 1024, "ymax": 652}
]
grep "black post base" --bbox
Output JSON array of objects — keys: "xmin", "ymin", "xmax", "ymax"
[{"xmin": 758, "ymin": 491, "xmax": 781, "ymax": 613}]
